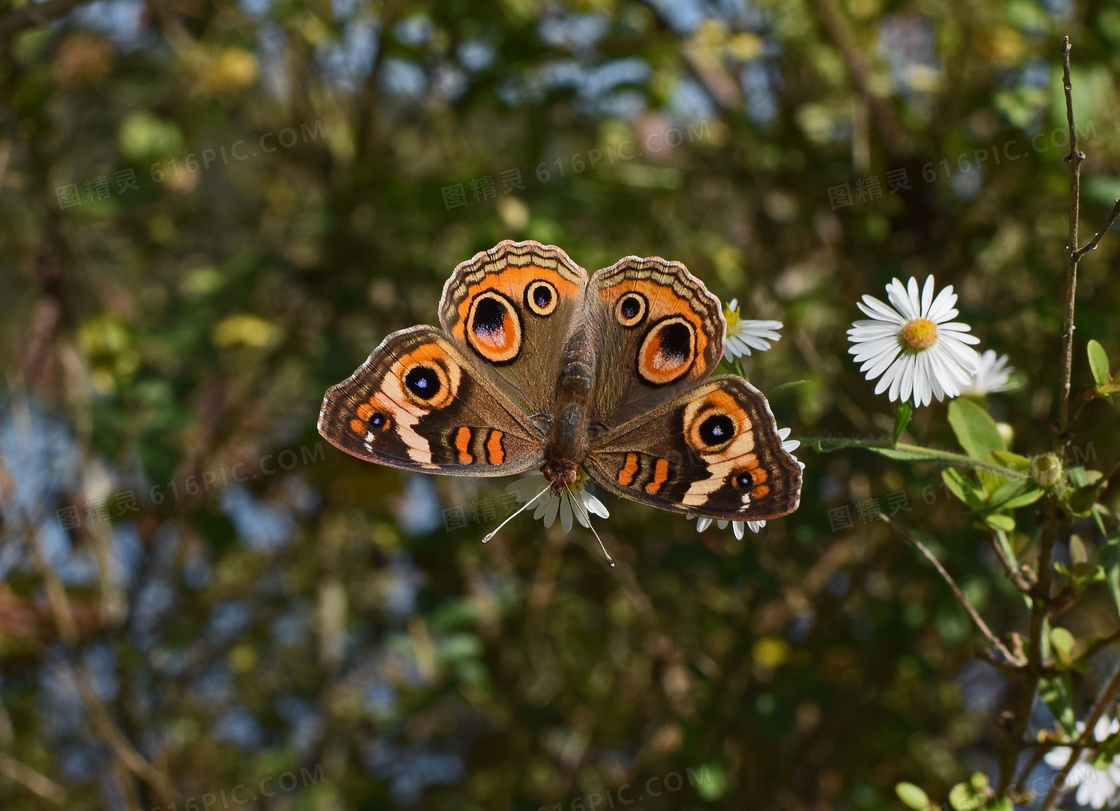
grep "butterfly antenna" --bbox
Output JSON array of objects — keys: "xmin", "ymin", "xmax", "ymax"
[
  {"xmin": 566, "ymin": 485, "xmax": 615, "ymax": 568},
  {"xmin": 483, "ymin": 484, "xmax": 549, "ymax": 543}
]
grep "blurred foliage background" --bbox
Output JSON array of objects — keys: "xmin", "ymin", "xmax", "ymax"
[{"xmin": 2, "ymin": 0, "xmax": 1120, "ymax": 808}]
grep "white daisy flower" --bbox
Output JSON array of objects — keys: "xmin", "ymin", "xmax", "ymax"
[
  {"xmin": 690, "ymin": 428, "xmax": 803, "ymax": 536},
  {"xmin": 723, "ymin": 298, "xmax": 783, "ymax": 361},
  {"xmin": 847, "ymin": 276, "xmax": 980, "ymax": 407},
  {"xmin": 1042, "ymin": 716, "xmax": 1120, "ymax": 809},
  {"xmin": 504, "ymin": 469, "xmax": 609, "ymax": 533},
  {"xmin": 961, "ymin": 349, "xmax": 1018, "ymax": 397}
]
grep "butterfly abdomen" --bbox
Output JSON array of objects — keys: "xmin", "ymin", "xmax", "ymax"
[{"xmin": 541, "ymin": 329, "xmax": 597, "ymax": 493}]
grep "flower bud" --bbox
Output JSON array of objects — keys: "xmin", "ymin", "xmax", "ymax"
[{"xmin": 1031, "ymin": 453, "xmax": 1063, "ymax": 489}]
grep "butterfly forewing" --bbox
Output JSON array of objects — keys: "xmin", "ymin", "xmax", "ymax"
[
  {"xmin": 438, "ymin": 240, "xmax": 589, "ymax": 417},
  {"xmin": 586, "ymin": 256, "xmax": 726, "ymax": 428}
]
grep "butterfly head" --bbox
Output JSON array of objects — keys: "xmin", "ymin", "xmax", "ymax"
[{"xmin": 541, "ymin": 456, "xmax": 580, "ymax": 496}]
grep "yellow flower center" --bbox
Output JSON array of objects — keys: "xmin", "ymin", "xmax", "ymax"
[
  {"xmin": 901, "ymin": 318, "xmax": 938, "ymax": 351},
  {"xmin": 723, "ymin": 302, "xmax": 741, "ymax": 334}
]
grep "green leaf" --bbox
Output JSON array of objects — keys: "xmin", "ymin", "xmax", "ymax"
[
  {"xmin": 1071, "ymin": 562, "xmax": 1105, "ymax": 584},
  {"xmin": 990, "ymin": 451, "xmax": 1032, "ymax": 474},
  {"xmin": 948, "ymin": 782, "xmax": 977, "ymax": 811},
  {"xmin": 1040, "ymin": 675, "xmax": 1077, "ymax": 734},
  {"xmin": 1051, "ymin": 627, "xmax": 1075, "ymax": 661},
  {"xmin": 892, "ymin": 402, "xmax": 913, "ymax": 445},
  {"xmin": 942, "ymin": 468, "xmax": 985, "ymax": 510},
  {"xmin": 983, "ymin": 514, "xmax": 1016, "ymax": 532},
  {"xmin": 948, "ymin": 399, "xmax": 1005, "ymax": 459},
  {"xmin": 998, "ymin": 488, "xmax": 1045, "ymax": 511},
  {"xmin": 1071, "ymin": 534, "xmax": 1089, "ymax": 566},
  {"xmin": 896, "ymin": 782, "xmax": 931, "ymax": 810},
  {"xmin": 1089, "ymin": 340, "xmax": 1112, "ymax": 389},
  {"xmin": 988, "ymin": 481, "xmax": 1024, "ymax": 505},
  {"xmin": 1067, "ymin": 485, "xmax": 1100, "ymax": 516},
  {"xmin": 1097, "ymin": 507, "xmax": 1120, "ymax": 620}
]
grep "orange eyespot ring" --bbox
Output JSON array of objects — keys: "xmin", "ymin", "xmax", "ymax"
[
  {"xmin": 615, "ymin": 292, "xmax": 647, "ymax": 327},
  {"xmin": 357, "ymin": 401, "xmax": 393, "ymax": 431},
  {"xmin": 466, "ymin": 291, "xmax": 522, "ymax": 364},
  {"xmin": 400, "ymin": 362, "xmax": 453, "ymax": 408},
  {"xmin": 681, "ymin": 389, "xmax": 748, "ymax": 456},
  {"xmin": 729, "ymin": 459, "xmax": 766, "ymax": 491},
  {"xmin": 686, "ymin": 408, "xmax": 737, "ymax": 452},
  {"xmin": 396, "ymin": 346, "xmax": 457, "ymax": 410},
  {"xmin": 637, "ymin": 316, "xmax": 695, "ymax": 386},
  {"xmin": 525, "ymin": 280, "xmax": 559, "ymax": 316}
]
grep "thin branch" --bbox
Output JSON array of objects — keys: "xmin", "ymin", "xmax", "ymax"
[
  {"xmin": 881, "ymin": 516, "xmax": 1019, "ymax": 665},
  {"xmin": 20, "ymin": 513, "xmax": 78, "ymax": 645},
  {"xmin": 0, "ymin": 0, "xmax": 90, "ymax": 38},
  {"xmin": 1038, "ymin": 663, "xmax": 1120, "ymax": 811},
  {"xmin": 1056, "ymin": 36, "xmax": 1083, "ymax": 444},
  {"xmin": 0, "ymin": 751, "xmax": 67, "ymax": 805},
  {"xmin": 983, "ymin": 530, "xmax": 1032, "ymax": 593},
  {"xmin": 1073, "ymin": 198, "xmax": 1120, "ymax": 260},
  {"xmin": 1000, "ymin": 512, "xmax": 1059, "ymax": 794},
  {"xmin": 47, "ymin": 656, "xmax": 179, "ymax": 803}
]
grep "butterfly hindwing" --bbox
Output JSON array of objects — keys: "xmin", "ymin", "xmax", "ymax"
[
  {"xmin": 318, "ymin": 326, "xmax": 544, "ymax": 476},
  {"xmin": 584, "ymin": 376, "xmax": 802, "ymax": 521}
]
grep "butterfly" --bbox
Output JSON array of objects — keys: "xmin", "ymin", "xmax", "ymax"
[{"xmin": 318, "ymin": 240, "xmax": 802, "ymax": 539}]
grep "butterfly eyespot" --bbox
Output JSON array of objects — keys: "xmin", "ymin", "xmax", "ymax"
[
  {"xmin": 729, "ymin": 460, "xmax": 767, "ymax": 492},
  {"xmin": 355, "ymin": 401, "xmax": 393, "ymax": 433},
  {"xmin": 467, "ymin": 291, "xmax": 522, "ymax": 363},
  {"xmin": 405, "ymin": 366, "xmax": 441, "ymax": 399},
  {"xmin": 396, "ymin": 349, "xmax": 456, "ymax": 410},
  {"xmin": 615, "ymin": 292, "xmax": 647, "ymax": 327},
  {"xmin": 637, "ymin": 316, "xmax": 695, "ymax": 385},
  {"xmin": 525, "ymin": 280, "xmax": 558, "ymax": 316},
  {"xmin": 699, "ymin": 413, "xmax": 735, "ymax": 446},
  {"xmin": 682, "ymin": 389, "xmax": 749, "ymax": 456}
]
